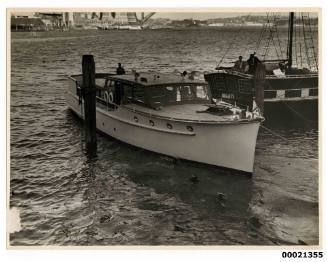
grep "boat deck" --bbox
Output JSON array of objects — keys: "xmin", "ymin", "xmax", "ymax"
[
  {"xmin": 124, "ymin": 103, "xmax": 237, "ymax": 122},
  {"xmin": 106, "ymin": 73, "xmax": 206, "ymax": 87}
]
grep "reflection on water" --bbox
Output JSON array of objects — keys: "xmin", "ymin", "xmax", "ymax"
[{"xmin": 10, "ymin": 29, "xmax": 318, "ymax": 245}]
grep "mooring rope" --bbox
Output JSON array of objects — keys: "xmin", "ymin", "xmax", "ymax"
[
  {"xmin": 260, "ymin": 125, "xmax": 288, "ymax": 141},
  {"xmin": 270, "ymin": 77, "xmax": 318, "ymax": 125},
  {"xmin": 281, "ymin": 99, "xmax": 318, "ymax": 124}
]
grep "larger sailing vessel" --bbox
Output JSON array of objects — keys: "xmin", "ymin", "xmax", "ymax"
[{"xmin": 204, "ymin": 12, "xmax": 318, "ymax": 122}]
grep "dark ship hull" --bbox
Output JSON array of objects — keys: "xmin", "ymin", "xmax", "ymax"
[{"xmin": 204, "ymin": 70, "xmax": 318, "ymax": 124}]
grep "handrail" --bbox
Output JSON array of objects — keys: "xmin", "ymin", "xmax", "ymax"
[
  {"xmin": 208, "ymin": 69, "xmax": 318, "ymax": 79},
  {"xmin": 265, "ymin": 87, "xmax": 317, "ymax": 92},
  {"xmin": 96, "ymin": 96, "xmax": 261, "ymax": 124}
]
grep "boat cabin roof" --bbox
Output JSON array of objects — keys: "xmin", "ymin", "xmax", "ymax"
[{"xmin": 106, "ymin": 73, "xmax": 207, "ymax": 87}]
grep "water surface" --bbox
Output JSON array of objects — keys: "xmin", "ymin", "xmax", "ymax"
[{"xmin": 10, "ymin": 29, "xmax": 318, "ymax": 245}]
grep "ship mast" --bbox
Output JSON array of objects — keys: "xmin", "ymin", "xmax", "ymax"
[{"xmin": 287, "ymin": 12, "xmax": 294, "ymax": 68}]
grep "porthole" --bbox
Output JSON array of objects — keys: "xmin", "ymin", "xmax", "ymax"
[
  {"xmin": 134, "ymin": 116, "xmax": 139, "ymax": 122},
  {"xmin": 186, "ymin": 126, "xmax": 194, "ymax": 132},
  {"xmin": 167, "ymin": 123, "xmax": 173, "ymax": 129},
  {"xmin": 149, "ymin": 120, "xmax": 155, "ymax": 126}
]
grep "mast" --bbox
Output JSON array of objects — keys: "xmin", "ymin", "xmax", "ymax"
[{"xmin": 287, "ymin": 12, "xmax": 294, "ymax": 68}]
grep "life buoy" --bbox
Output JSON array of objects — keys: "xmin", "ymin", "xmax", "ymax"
[
  {"xmin": 104, "ymin": 91, "xmax": 109, "ymax": 103},
  {"xmin": 104, "ymin": 91, "xmax": 114, "ymax": 104},
  {"xmin": 108, "ymin": 92, "xmax": 114, "ymax": 103}
]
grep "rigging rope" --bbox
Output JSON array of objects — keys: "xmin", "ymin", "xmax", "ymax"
[
  {"xmin": 298, "ymin": 14, "xmax": 304, "ymax": 68},
  {"xmin": 270, "ymin": 25, "xmax": 282, "ymax": 59},
  {"xmin": 301, "ymin": 13, "xmax": 312, "ymax": 70},
  {"xmin": 262, "ymin": 13, "xmax": 273, "ymax": 59},
  {"xmin": 273, "ymin": 13, "xmax": 286, "ymax": 60},
  {"xmin": 255, "ymin": 17, "xmax": 268, "ymax": 53},
  {"xmin": 266, "ymin": 14, "xmax": 278, "ymax": 59},
  {"xmin": 260, "ymin": 125, "xmax": 288, "ymax": 141},
  {"xmin": 261, "ymin": 13, "xmax": 283, "ymax": 60},
  {"xmin": 216, "ymin": 13, "xmax": 253, "ymax": 68},
  {"xmin": 294, "ymin": 13, "xmax": 299, "ymax": 68},
  {"xmin": 306, "ymin": 13, "xmax": 318, "ymax": 70},
  {"xmin": 263, "ymin": 24, "xmax": 273, "ymax": 59},
  {"xmin": 298, "ymin": 19, "xmax": 304, "ymax": 68}
]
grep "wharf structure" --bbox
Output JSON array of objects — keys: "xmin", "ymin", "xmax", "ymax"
[{"xmin": 11, "ymin": 12, "xmax": 155, "ymax": 31}]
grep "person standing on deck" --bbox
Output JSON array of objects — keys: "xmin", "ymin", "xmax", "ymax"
[
  {"xmin": 114, "ymin": 63, "xmax": 125, "ymax": 105},
  {"xmin": 247, "ymin": 53, "xmax": 260, "ymax": 75},
  {"xmin": 234, "ymin": 56, "xmax": 246, "ymax": 72},
  {"xmin": 116, "ymin": 63, "xmax": 126, "ymax": 75}
]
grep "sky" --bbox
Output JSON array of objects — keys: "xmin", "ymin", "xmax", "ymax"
[{"xmin": 11, "ymin": 11, "xmax": 318, "ymax": 21}]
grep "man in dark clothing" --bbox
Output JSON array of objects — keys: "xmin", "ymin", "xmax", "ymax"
[
  {"xmin": 247, "ymin": 53, "xmax": 260, "ymax": 75},
  {"xmin": 116, "ymin": 63, "xmax": 126, "ymax": 75}
]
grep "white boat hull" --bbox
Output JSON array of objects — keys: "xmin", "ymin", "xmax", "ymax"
[{"xmin": 66, "ymin": 85, "xmax": 260, "ymax": 173}]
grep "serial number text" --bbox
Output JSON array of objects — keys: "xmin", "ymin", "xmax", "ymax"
[{"xmin": 282, "ymin": 252, "xmax": 323, "ymax": 259}]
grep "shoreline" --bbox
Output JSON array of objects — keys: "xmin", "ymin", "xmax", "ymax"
[{"xmin": 11, "ymin": 25, "xmax": 312, "ymax": 40}]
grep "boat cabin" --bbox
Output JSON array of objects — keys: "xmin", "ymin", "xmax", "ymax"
[{"xmin": 100, "ymin": 73, "xmax": 212, "ymax": 110}]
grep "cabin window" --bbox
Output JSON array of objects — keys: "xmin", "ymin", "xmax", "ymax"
[
  {"xmin": 140, "ymin": 84, "xmax": 211, "ymax": 108},
  {"xmin": 180, "ymin": 85, "xmax": 194, "ymax": 101},
  {"xmin": 121, "ymin": 84, "xmax": 145, "ymax": 105},
  {"xmin": 196, "ymin": 85, "xmax": 209, "ymax": 99},
  {"xmin": 148, "ymin": 87, "xmax": 166, "ymax": 105},
  {"xmin": 176, "ymin": 88, "xmax": 181, "ymax": 102},
  {"xmin": 151, "ymin": 85, "xmax": 211, "ymax": 104},
  {"xmin": 176, "ymin": 85, "xmax": 210, "ymax": 102},
  {"xmin": 132, "ymin": 85, "xmax": 146, "ymax": 103},
  {"xmin": 122, "ymin": 84, "xmax": 133, "ymax": 104},
  {"xmin": 162, "ymin": 86, "xmax": 177, "ymax": 104}
]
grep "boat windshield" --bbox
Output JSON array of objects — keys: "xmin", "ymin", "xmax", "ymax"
[{"xmin": 147, "ymin": 84, "xmax": 211, "ymax": 107}]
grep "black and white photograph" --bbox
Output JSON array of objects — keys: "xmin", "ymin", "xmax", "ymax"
[{"xmin": 7, "ymin": 8, "xmax": 320, "ymax": 249}]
